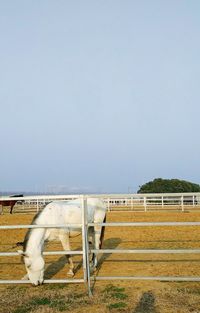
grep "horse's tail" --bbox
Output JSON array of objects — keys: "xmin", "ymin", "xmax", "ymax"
[{"xmin": 99, "ymin": 214, "xmax": 106, "ymax": 249}]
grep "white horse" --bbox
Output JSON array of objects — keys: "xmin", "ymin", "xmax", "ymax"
[{"xmin": 18, "ymin": 198, "xmax": 107, "ymax": 286}]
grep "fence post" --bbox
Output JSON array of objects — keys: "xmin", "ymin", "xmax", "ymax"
[
  {"xmin": 181, "ymin": 195, "xmax": 184, "ymax": 212},
  {"xmin": 107, "ymin": 198, "xmax": 110, "ymax": 212},
  {"xmin": 144, "ymin": 196, "xmax": 147, "ymax": 212},
  {"xmin": 81, "ymin": 196, "xmax": 92, "ymax": 296}
]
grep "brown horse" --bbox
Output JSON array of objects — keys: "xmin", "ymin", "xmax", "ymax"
[{"xmin": 0, "ymin": 195, "xmax": 23, "ymax": 214}]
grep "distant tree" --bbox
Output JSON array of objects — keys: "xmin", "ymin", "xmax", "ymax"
[{"xmin": 137, "ymin": 178, "xmax": 200, "ymax": 193}]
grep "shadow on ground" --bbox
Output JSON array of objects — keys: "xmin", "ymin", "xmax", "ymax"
[
  {"xmin": 97, "ymin": 237, "xmax": 122, "ymax": 269},
  {"xmin": 133, "ymin": 291, "xmax": 157, "ymax": 313},
  {"xmin": 44, "ymin": 249, "xmax": 83, "ymax": 279},
  {"xmin": 44, "ymin": 237, "xmax": 121, "ymax": 279}
]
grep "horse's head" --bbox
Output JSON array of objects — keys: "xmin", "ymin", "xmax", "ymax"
[{"xmin": 18, "ymin": 250, "xmax": 45, "ymax": 286}]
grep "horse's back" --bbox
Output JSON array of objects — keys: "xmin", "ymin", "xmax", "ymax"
[{"xmin": 36, "ymin": 198, "xmax": 106, "ymax": 225}]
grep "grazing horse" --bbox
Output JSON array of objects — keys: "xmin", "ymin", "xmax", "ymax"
[
  {"xmin": 0, "ymin": 194, "xmax": 23, "ymax": 214},
  {"xmin": 18, "ymin": 198, "xmax": 107, "ymax": 286}
]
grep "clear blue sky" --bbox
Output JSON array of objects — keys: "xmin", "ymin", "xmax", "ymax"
[{"xmin": 0, "ymin": 1, "xmax": 200, "ymax": 194}]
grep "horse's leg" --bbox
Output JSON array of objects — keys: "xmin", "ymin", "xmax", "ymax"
[
  {"xmin": 10, "ymin": 204, "xmax": 15, "ymax": 214},
  {"xmin": 59, "ymin": 233, "xmax": 74, "ymax": 277},
  {"xmin": 88, "ymin": 227, "xmax": 95, "ymax": 266},
  {"xmin": 93, "ymin": 226, "xmax": 102, "ymax": 270},
  {"xmin": 93, "ymin": 214, "xmax": 106, "ymax": 271}
]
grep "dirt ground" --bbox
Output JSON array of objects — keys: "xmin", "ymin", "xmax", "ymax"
[{"xmin": 1, "ymin": 210, "xmax": 200, "ymax": 312}]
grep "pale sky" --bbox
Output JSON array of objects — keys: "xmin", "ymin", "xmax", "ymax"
[{"xmin": 0, "ymin": 1, "xmax": 200, "ymax": 194}]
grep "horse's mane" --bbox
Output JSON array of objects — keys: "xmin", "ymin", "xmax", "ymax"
[{"xmin": 23, "ymin": 210, "xmax": 43, "ymax": 252}]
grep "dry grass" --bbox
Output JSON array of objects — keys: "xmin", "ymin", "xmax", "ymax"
[{"xmin": 1, "ymin": 210, "xmax": 200, "ymax": 312}]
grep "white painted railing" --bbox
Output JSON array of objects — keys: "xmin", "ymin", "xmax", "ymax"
[{"xmin": 1, "ymin": 192, "xmax": 200, "ymax": 213}]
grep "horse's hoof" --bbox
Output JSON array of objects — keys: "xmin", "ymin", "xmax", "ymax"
[
  {"xmin": 21, "ymin": 274, "xmax": 28, "ymax": 280},
  {"xmin": 89, "ymin": 267, "xmax": 97, "ymax": 275},
  {"xmin": 67, "ymin": 270, "xmax": 74, "ymax": 277}
]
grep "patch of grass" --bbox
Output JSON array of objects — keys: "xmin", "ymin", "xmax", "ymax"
[
  {"xmin": 30, "ymin": 297, "xmax": 51, "ymax": 306},
  {"xmin": 103, "ymin": 284, "xmax": 126, "ymax": 294},
  {"xmin": 13, "ymin": 296, "xmax": 68, "ymax": 313},
  {"xmin": 13, "ymin": 308, "xmax": 29, "ymax": 313},
  {"xmin": 49, "ymin": 298, "xmax": 69, "ymax": 311},
  {"xmin": 107, "ymin": 302, "xmax": 127, "ymax": 310},
  {"xmin": 6, "ymin": 285, "xmax": 26, "ymax": 295},
  {"xmin": 103, "ymin": 284, "xmax": 128, "ymax": 311},
  {"xmin": 66, "ymin": 293, "xmax": 90, "ymax": 308},
  {"xmin": 45, "ymin": 283, "xmax": 68, "ymax": 290},
  {"xmin": 6, "ymin": 285, "xmax": 17, "ymax": 290},
  {"xmin": 7, "ymin": 285, "xmax": 26, "ymax": 291},
  {"xmin": 13, "ymin": 292, "xmax": 90, "ymax": 313},
  {"xmin": 111, "ymin": 292, "xmax": 128, "ymax": 300}
]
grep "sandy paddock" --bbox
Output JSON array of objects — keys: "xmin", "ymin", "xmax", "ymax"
[{"xmin": 1, "ymin": 210, "xmax": 200, "ymax": 312}]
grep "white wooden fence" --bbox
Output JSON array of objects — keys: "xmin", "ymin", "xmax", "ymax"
[
  {"xmin": 1, "ymin": 194, "xmax": 200, "ymax": 295},
  {"xmin": 1, "ymin": 192, "xmax": 200, "ymax": 213}
]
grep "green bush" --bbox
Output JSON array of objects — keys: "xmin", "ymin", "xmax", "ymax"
[{"xmin": 137, "ymin": 178, "xmax": 200, "ymax": 193}]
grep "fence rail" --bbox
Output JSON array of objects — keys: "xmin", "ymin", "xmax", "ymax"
[{"xmin": 1, "ymin": 192, "xmax": 200, "ymax": 213}]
